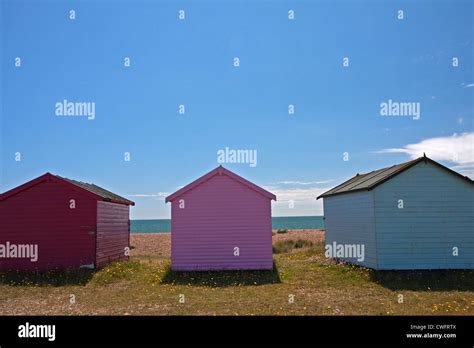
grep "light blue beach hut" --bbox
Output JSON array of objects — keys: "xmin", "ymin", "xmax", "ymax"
[{"xmin": 317, "ymin": 155, "xmax": 474, "ymax": 270}]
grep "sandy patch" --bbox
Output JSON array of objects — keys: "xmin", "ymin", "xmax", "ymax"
[{"xmin": 130, "ymin": 229, "xmax": 324, "ymax": 258}]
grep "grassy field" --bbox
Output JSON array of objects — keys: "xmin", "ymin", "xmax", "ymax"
[{"xmin": 0, "ymin": 231, "xmax": 473, "ymax": 315}]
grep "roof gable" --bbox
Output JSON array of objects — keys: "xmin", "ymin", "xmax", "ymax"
[
  {"xmin": 0, "ymin": 173, "xmax": 135, "ymax": 206},
  {"xmin": 165, "ymin": 166, "xmax": 277, "ymax": 203},
  {"xmin": 317, "ymin": 156, "xmax": 473, "ymax": 199},
  {"xmin": 56, "ymin": 175, "xmax": 135, "ymax": 205}
]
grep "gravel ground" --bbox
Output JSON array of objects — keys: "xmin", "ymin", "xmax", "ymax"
[{"xmin": 130, "ymin": 229, "xmax": 324, "ymax": 258}]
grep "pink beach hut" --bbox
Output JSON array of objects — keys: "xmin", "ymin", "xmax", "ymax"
[{"xmin": 165, "ymin": 166, "xmax": 277, "ymax": 271}]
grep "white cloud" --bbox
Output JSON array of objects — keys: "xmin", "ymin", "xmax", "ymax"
[
  {"xmin": 377, "ymin": 132, "xmax": 474, "ymax": 177},
  {"xmin": 270, "ymin": 179, "xmax": 333, "ymax": 186},
  {"xmin": 265, "ymin": 187, "xmax": 329, "ymax": 201},
  {"xmin": 264, "ymin": 185, "xmax": 333, "ymax": 216},
  {"xmin": 127, "ymin": 192, "xmax": 168, "ymax": 198},
  {"xmin": 463, "ymin": 83, "xmax": 474, "ymax": 88},
  {"xmin": 450, "ymin": 164, "xmax": 474, "ymax": 178},
  {"xmin": 264, "ymin": 180, "xmax": 336, "ymax": 215}
]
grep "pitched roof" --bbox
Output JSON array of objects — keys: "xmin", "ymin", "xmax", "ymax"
[
  {"xmin": 0, "ymin": 173, "xmax": 135, "ymax": 206},
  {"xmin": 56, "ymin": 175, "xmax": 135, "ymax": 206},
  {"xmin": 317, "ymin": 156, "xmax": 473, "ymax": 199},
  {"xmin": 165, "ymin": 166, "xmax": 277, "ymax": 203}
]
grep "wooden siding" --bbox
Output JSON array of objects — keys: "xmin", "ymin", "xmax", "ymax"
[
  {"xmin": 170, "ymin": 173, "xmax": 273, "ymax": 271},
  {"xmin": 96, "ymin": 201, "xmax": 130, "ymax": 268},
  {"xmin": 323, "ymin": 191, "xmax": 377, "ymax": 268},
  {"xmin": 374, "ymin": 161, "xmax": 474, "ymax": 270},
  {"xmin": 0, "ymin": 180, "xmax": 96, "ymax": 271}
]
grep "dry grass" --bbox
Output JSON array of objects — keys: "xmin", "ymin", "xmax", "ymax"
[
  {"xmin": 272, "ymin": 239, "xmax": 314, "ymax": 254},
  {"xmin": 0, "ymin": 230, "xmax": 473, "ymax": 316}
]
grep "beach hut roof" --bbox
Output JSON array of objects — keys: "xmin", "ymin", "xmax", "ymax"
[
  {"xmin": 317, "ymin": 155, "xmax": 473, "ymax": 199},
  {"xmin": 0, "ymin": 173, "xmax": 135, "ymax": 206},
  {"xmin": 165, "ymin": 165, "xmax": 277, "ymax": 203}
]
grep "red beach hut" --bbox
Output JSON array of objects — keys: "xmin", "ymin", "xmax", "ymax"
[{"xmin": 0, "ymin": 173, "xmax": 135, "ymax": 271}]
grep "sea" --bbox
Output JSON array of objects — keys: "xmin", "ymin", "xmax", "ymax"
[{"xmin": 131, "ymin": 216, "xmax": 324, "ymax": 233}]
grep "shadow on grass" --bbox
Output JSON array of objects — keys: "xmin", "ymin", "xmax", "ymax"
[
  {"xmin": 160, "ymin": 261, "xmax": 281, "ymax": 287},
  {"xmin": 0, "ymin": 269, "xmax": 95, "ymax": 287},
  {"xmin": 368, "ymin": 269, "xmax": 474, "ymax": 291}
]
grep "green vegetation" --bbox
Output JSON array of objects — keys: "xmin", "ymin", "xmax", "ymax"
[
  {"xmin": 0, "ymin": 269, "xmax": 94, "ymax": 287},
  {"xmin": 273, "ymin": 239, "xmax": 313, "ymax": 254},
  {"xmin": 161, "ymin": 263, "xmax": 280, "ymax": 287},
  {"xmin": 92, "ymin": 260, "xmax": 143, "ymax": 285}
]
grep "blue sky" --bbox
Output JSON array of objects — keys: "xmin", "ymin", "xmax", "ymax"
[{"xmin": 1, "ymin": 0, "xmax": 473, "ymax": 219}]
